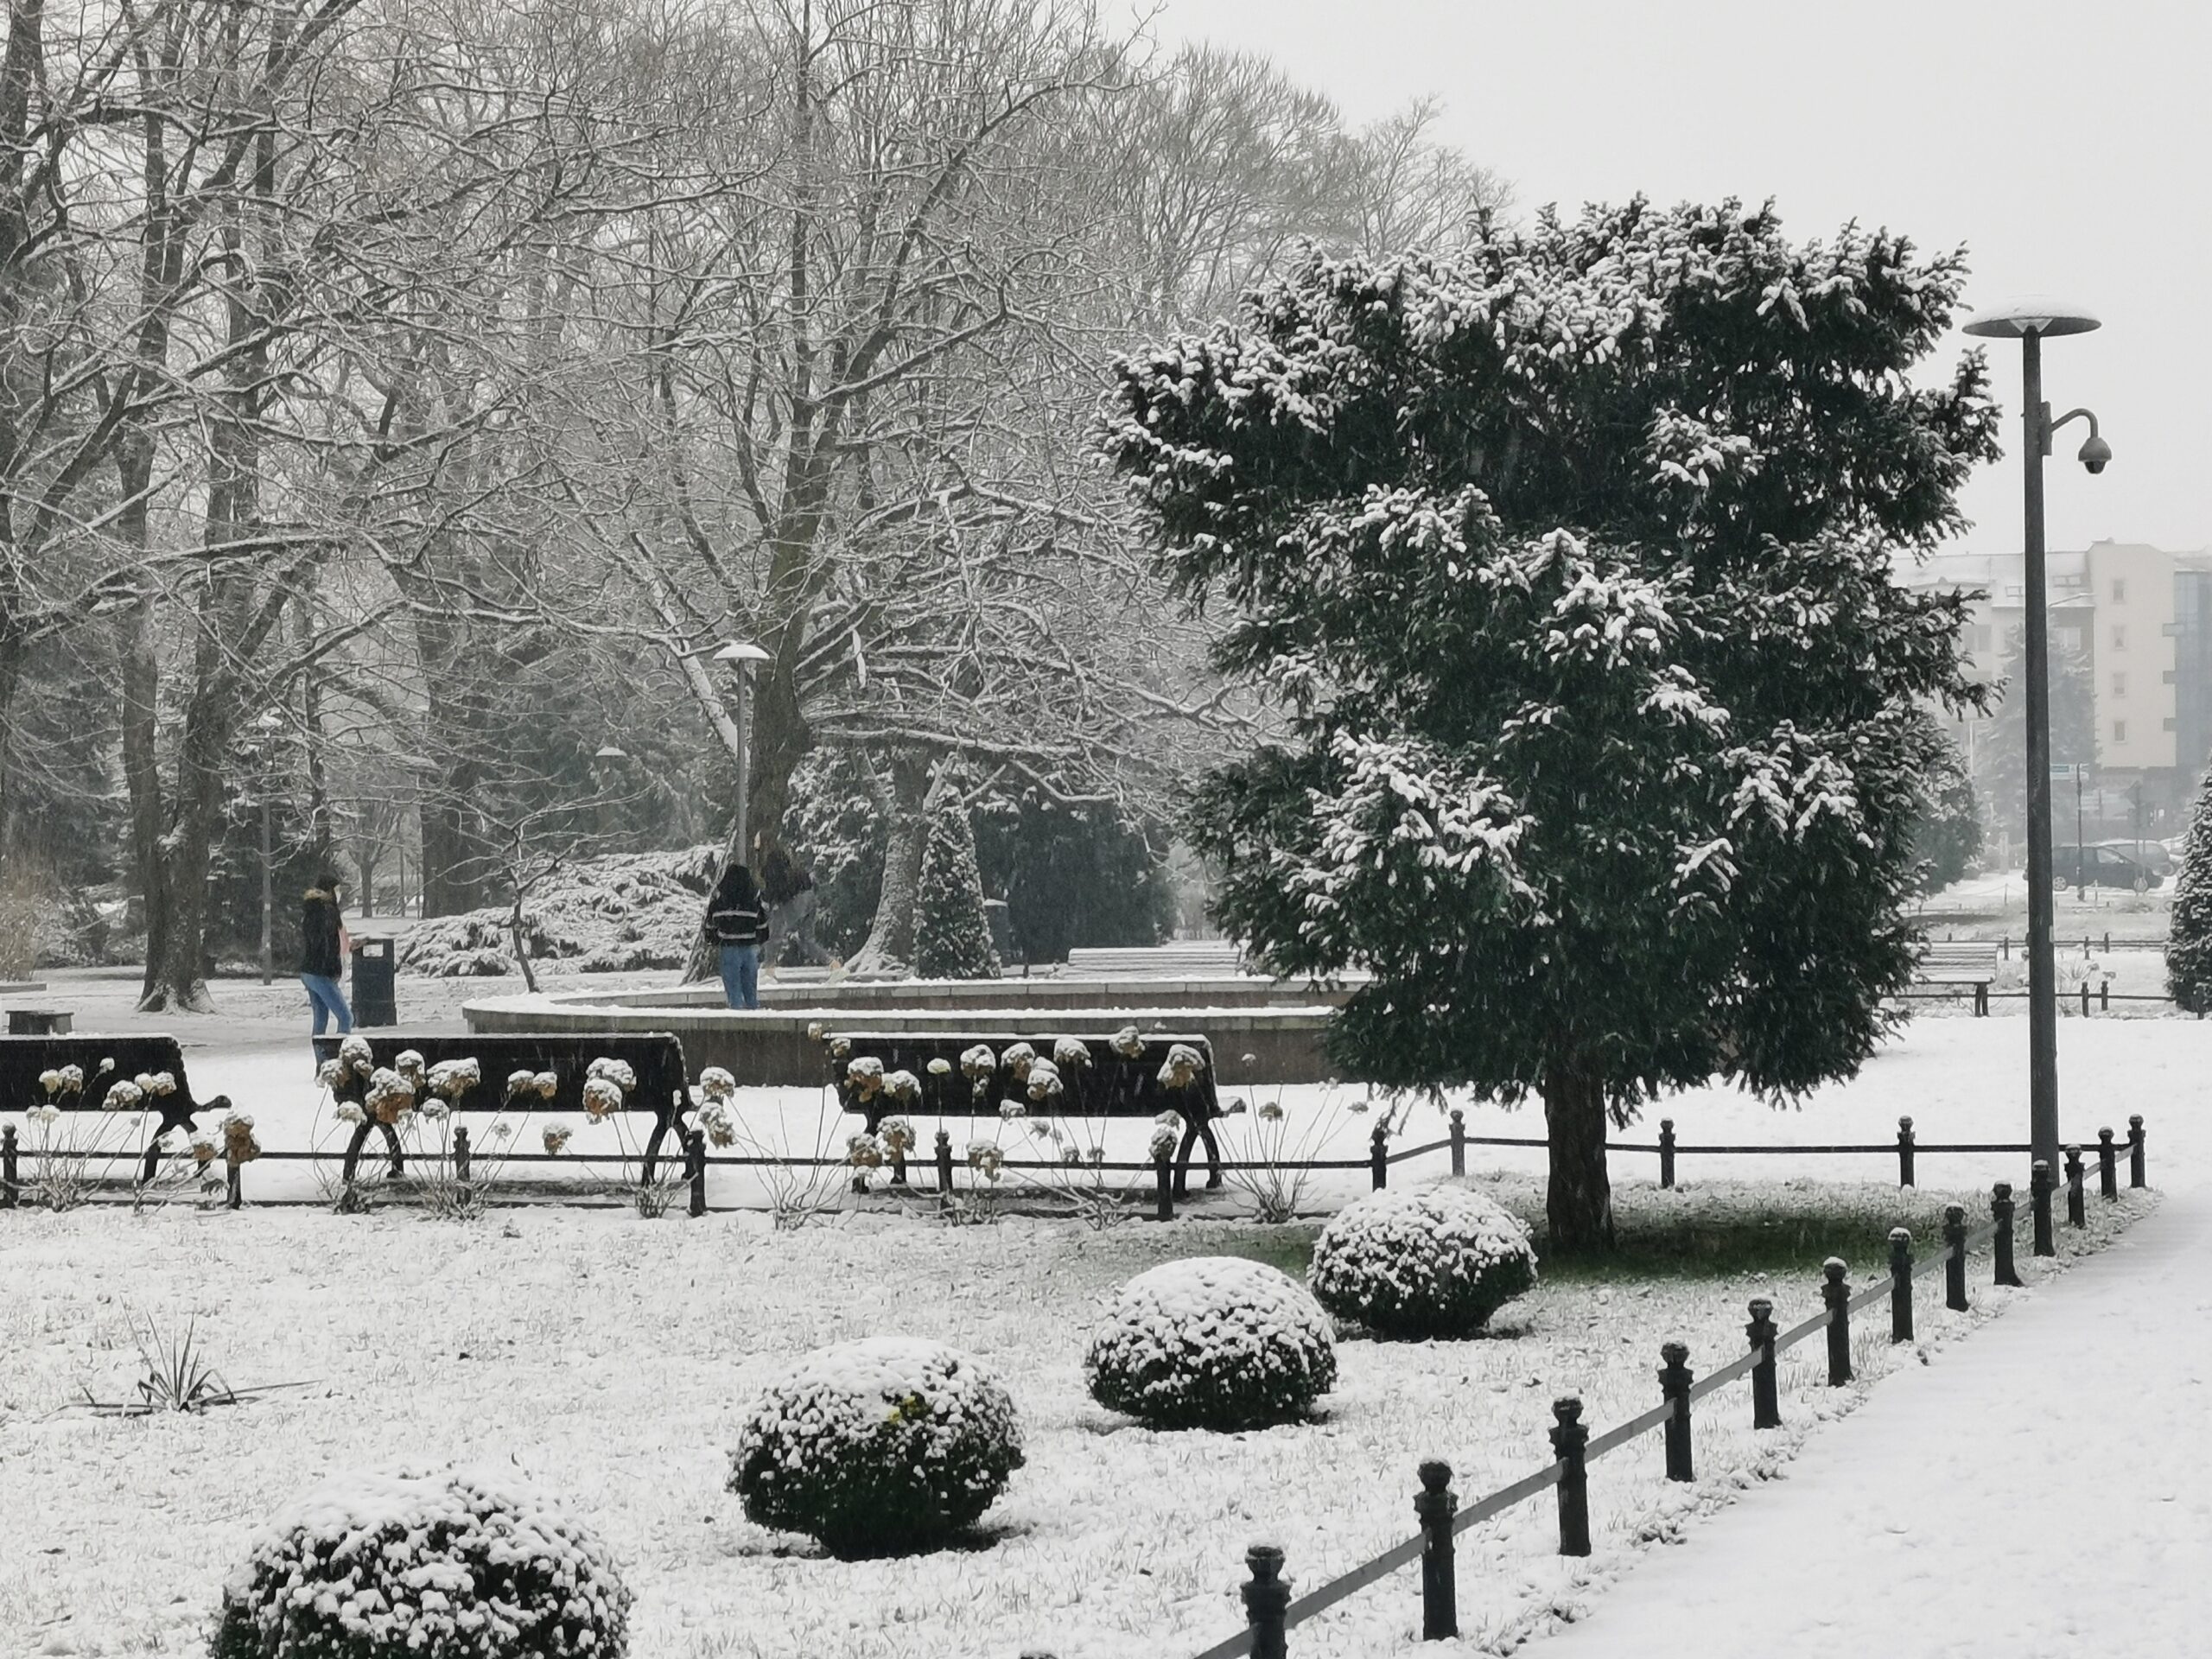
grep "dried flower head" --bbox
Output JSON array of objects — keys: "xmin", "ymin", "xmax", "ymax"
[
  {"xmin": 845, "ymin": 1056, "xmax": 885, "ymax": 1100},
  {"xmin": 846, "ymin": 1132, "xmax": 885, "ymax": 1170},
  {"xmin": 998, "ymin": 1098, "xmax": 1027, "ymax": 1122},
  {"xmin": 1109, "ymin": 1026, "xmax": 1144, "ymax": 1060},
  {"xmin": 56, "ymin": 1065, "xmax": 84, "ymax": 1095},
  {"xmin": 222, "ymin": 1115, "xmax": 262, "ymax": 1164},
  {"xmin": 885, "ymin": 1069, "xmax": 923, "ymax": 1108},
  {"xmin": 582, "ymin": 1078, "xmax": 623, "ymax": 1122},
  {"xmin": 959, "ymin": 1044, "xmax": 996, "ymax": 1080},
  {"xmin": 965, "ymin": 1142, "xmax": 1004, "ymax": 1180},
  {"xmin": 586, "ymin": 1057, "xmax": 637, "ymax": 1096},
  {"xmin": 697, "ymin": 1100, "xmax": 737, "ymax": 1148},
  {"xmin": 532, "ymin": 1071, "xmax": 560, "ymax": 1100},
  {"xmin": 102, "ymin": 1079, "xmax": 145, "ymax": 1113},
  {"xmin": 1052, "ymin": 1038, "xmax": 1093, "ymax": 1072},
  {"xmin": 542, "ymin": 1125, "xmax": 574, "ymax": 1155},
  {"xmin": 427, "ymin": 1058, "xmax": 480, "ymax": 1101},
  {"xmin": 879, "ymin": 1116, "xmax": 916, "ymax": 1156},
  {"xmin": 1001, "ymin": 1042, "xmax": 1036, "ymax": 1082},
  {"xmin": 697, "ymin": 1066, "xmax": 737, "ymax": 1104},
  {"xmin": 28, "ymin": 1103, "xmax": 60, "ymax": 1127},
  {"xmin": 927, "ymin": 1057, "xmax": 953, "ymax": 1077},
  {"xmin": 1258, "ymin": 1100, "xmax": 1286, "ymax": 1122},
  {"xmin": 394, "ymin": 1049, "xmax": 427, "ymax": 1084},
  {"xmin": 1157, "ymin": 1043, "xmax": 1206, "ymax": 1091}
]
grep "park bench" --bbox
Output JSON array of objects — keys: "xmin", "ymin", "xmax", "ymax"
[
  {"xmin": 1911, "ymin": 940, "xmax": 2003, "ymax": 1015},
  {"xmin": 313, "ymin": 1032, "xmax": 691, "ymax": 1184},
  {"xmin": 823, "ymin": 1029, "xmax": 1225, "ymax": 1192},
  {"xmin": 1063, "ymin": 943, "xmax": 1247, "ymax": 977},
  {"xmin": 0, "ymin": 1034, "xmax": 230, "ymax": 1192},
  {"xmin": 6, "ymin": 1009, "xmax": 75, "ymax": 1035}
]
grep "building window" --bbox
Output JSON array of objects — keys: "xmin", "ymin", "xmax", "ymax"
[
  {"xmin": 2112, "ymin": 672, "xmax": 2126, "ymax": 696},
  {"xmin": 2112, "ymin": 625, "xmax": 2126, "ymax": 650},
  {"xmin": 2113, "ymin": 720, "xmax": 2126, "ymax": 744},
  {"xmin": 2112, "ymin": 578, "xmax": 2126, "ymax": 602}
]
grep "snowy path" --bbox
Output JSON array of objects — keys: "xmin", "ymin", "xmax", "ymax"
[{"xmin": 1528, "ymin": 1192, "xmax": 2212, "ymax": 1659}]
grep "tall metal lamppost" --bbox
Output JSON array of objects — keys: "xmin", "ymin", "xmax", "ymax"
[
  {"xmin": 713, "ymin": 640, "xmax": 772, "ymax": 861},
  {"xmin": 1961, "ymin": 296, "xmax": 2112, "ymax": 1174}
]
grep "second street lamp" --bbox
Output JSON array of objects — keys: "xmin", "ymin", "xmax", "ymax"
[{"xmin": 1961, "ymin": 296, "xmax": 2111, "ymax": 1175}]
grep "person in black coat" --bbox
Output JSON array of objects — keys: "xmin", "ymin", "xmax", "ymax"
[
  {"xmin": 706, "ymin": 861, "xmax": 768, "ymax": 1009},
  {"xmin": 758, "ymin": 837, "xmax": 841, "ymax": 976},
  {"xmin": 299, "ymin": 873, "xmax": 353, "ymax": 1038}
]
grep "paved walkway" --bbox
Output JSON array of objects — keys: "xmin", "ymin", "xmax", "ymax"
[{"xmin": 1530, "ymin": 1193, "xmax": 2212, "ymax": 1659}]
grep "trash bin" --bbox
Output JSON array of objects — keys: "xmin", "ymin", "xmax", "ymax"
[{"xmin": 351, "ymin": 937, "xmax": 397, "ymax": 1027}]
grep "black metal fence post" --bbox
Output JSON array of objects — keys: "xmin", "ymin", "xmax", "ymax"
[
  {"xmin": 1415, "ymin": 1461, "xmax": 1459, "ymax": 1640},
  {"xmin": 1549, "ymin": 1397, "xmax": 1591, "ymax": 1556},
  {"xmin": 1896, "ymin": 1116, "xmax": 1916, "ymax": 1187},
  {"xmin": 1240, "ymin": 1545, "xmax": 1291, "ymax": 1659},
  {"xmin": 1154, "ymin": 1152, "xmax": 1175, "ymax": 1221},
  {"xmin": 1991, "ymin": 1182, "xmax": 2021, "ymax": 1287},
  {"xmin": 935, "ymin": 1129, "xmax": 955, "ymax": 1211},
  {"xmin": 1659, "ymin": 1343, "xmax": 1694, "ymax": 1481},
  {"xmin": 453, "ymin": 1126, "xmax": 472, "ymax": 1185},
  {"xmin": 2097, "ymin": 1128, "xmax": 2118, "ymax": 1200},
  {"xmin": 2079, "ymin": 982, "xmax": 2091, "ymax": 1019},
  {"xmin": 1889, "ymin": 1229, "xmax": 1914, "ymax": 1342},
  {"xmin": 1449, "ymin": 1109, "xmax": 1465, "ymax": 1178},
  {"xmin": 1821, "ymin": 1259, "xmax": 1852, "ymax": 1385},
  {"xmin": 2031, "ymin": 1160, "xmax": 2056, "ymax": 1256},
  {"xmin": 1, "ymin": 1124, "xmax": 15, "ymax": 1209},
  {"xmin": 687, "ymin": 1129, "xmax": 707, "ymax": 1218},
  {"xmin": 1370, "ymin": 1123, "xmax": 1389, "ymax": 1191},
  {"xmin": 1974, "ymin": 980, "xmax": 1989, "ymax": 1018},
  {"xmin": 226, "ymin": 1159, "xmax": 243, "ymax": 1211},
  {"xmin": 2128, "ymin": 1115, "xmax": 2146, "ymax": 1188},
  {"xmin": 2064, "ymin": 1146, "xmax": 2087, "ymax": 1229},
  {"xmin": 1746, "ymin": 1298, "xmax": 1780, "ymax": 1429},
  {"xmin": 1942, "ymin": 1204, "xmax": 1968, "ymax": 1313},
  {"xmin": 1658, "ymin": 1119, "xmax": 1676, "ymax": 1190}
]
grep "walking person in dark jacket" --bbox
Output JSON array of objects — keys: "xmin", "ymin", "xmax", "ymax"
[
  {"xmin": 758, "ymin": 836, "xmax": 842, "ymax": 979},
  {"xmin": 706, "ymin": 861, "xmax": 769, "ymax": 1009},
  {"xmin": 300, "ymin": 873, "xmax": 353, "ymax": 1039}
]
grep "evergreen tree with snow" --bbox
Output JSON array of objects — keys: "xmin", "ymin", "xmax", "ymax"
[
  {"xmin": 1906, "ymin": 723, "xmax": 1982, "ymax": 896},
  {"xmin": 1973, "ymin": 624, "xmax": 2098, "ymax": 852},
  {"xmin": 1097, "ymin": 201, "xmax": 2000, "ymax": 1249},
  {"xmin": 2166, "ymin": 771, "xmax": 2212, "ymax": 1014},
  {"xmin": 912, "ymin": 798, "xmax": 1001, "ymax": 980}
]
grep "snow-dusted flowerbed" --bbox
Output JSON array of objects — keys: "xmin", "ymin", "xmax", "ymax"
[
  {"xmin": 398, "ymin": 847, "xmax": 719, "ymax": 977},
  {"xmin": 0, "ymin": 1176, "xmax": 2151, "ymax": 1659}
]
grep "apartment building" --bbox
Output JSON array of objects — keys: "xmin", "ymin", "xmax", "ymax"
[{"xmin": 1903, "ymin": 539, "xmax": 2212, "ymax": 838}]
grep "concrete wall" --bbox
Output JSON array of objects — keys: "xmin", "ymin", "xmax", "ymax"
[{"xmin": 463, "ymin": 977, "xmax": 1351, "ymax": 1086}]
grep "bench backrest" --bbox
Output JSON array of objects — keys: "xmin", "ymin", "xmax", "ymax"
[
  {"xmin": 0, "ymin": 1034, "xmax": 214, "ymax": 1122},
  {"xmin": 825, "ymin": 1031, "xmax": 1222, "ymax": 1126},
  {"xmin": 312, "ymin": 1033, "xmax": 691, "ymax": 1127},
  {"xmin": 1917, "ymin": 941, "xmax": 2001, "ymax": 969}
]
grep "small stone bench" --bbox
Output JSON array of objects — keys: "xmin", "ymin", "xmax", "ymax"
[
  {"xmin": 824, "ymin": 1029, "xmax": 1225, "ymax": 1192},
  {"xmin": 1912, "ymin": 941, "xmax": 2002, "ymax": 1016},
  {"xmin": 6, "ymin": 1009, "xmax": 74, "ymax": 1036},
  {"xmin": 1064, "ymin": 944, "xmax": 1247, "ymax": 977},
  {"xmin": 0, "ymin": 1034, "xmax": 231, "ymax": 1196},
  {"xmin": 314, "ymin": 1032, "xmax": 692, "ymax": 1184}
]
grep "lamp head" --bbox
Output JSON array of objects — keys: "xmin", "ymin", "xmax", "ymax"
[
  {"xmin": 2078, "ymin": 434, "xmax": 2112, "ymax": 475},
  {"xmin": 712, "ymin": 639, "xmax": 772, "ymax": 667},
  {"xmin": 1962, "ymin": 296, "xmax": 2101, "ymax": 339}
]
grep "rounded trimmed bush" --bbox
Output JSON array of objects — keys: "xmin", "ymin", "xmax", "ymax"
[
  {"xmin": 1084, "ymin": 1256, "xmax": 1336, "ymax": 1430},
  {"xmin": 211, "ymin": 1465, "xmax": 631, "ymax": 1659},
  {"xmin": 728, "ymin": 1337, "xmax": 1023, "ymax": 1555},
  {"xmin": 1308, "ymin": 1185, "xmax": 1537, "ymax": 1338}
]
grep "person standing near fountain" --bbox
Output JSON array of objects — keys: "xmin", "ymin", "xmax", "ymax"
[{"xmin": 706, "ymin": 860, "xmax": 769, "ymax": 1009}]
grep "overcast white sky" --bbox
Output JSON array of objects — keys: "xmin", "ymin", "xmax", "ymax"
[{"xmin": 1150, "ymin": 0, "xmax": 2208, "ymax": 555}]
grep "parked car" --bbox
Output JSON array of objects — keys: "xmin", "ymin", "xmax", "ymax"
[
  {"xmin": 2099, "ymin": 839, "xmax": 2175, "ymax": 878},
  {"xmin": 2051, "ymin": 844, "xmax": 2162, "ymax": 890}
]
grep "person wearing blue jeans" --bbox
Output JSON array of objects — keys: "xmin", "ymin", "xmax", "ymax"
[
  {"xmin": 299, "ymin": 873, "xmax": 353, "ymax": 1039},
  {"xmin": 706, "ymin": 860, "xmax": 768, "ymax": 1009}
]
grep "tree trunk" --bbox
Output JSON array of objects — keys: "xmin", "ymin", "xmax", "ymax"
[
  {"xmin": 1541, "ymin": 1049, "xmax": 1615, "ymax": 1252},
  {"xmin": 848, "ymin": 753, "xmax": 939, "ymax": 977}
]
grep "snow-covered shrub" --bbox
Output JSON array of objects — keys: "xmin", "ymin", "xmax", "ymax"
[
  {"xmin": 211, "ymin": 1465, "xmax": 632, "ymax": 1659},
  {"xmin": 397, "ymin": 846, "xmax": 721, "ymax": 977},
  {"xmin": 1084, "ymin": 1257, "xmax": 1336, "ymax": 1430},
  {"xmin": 912, "ymin": 801, "xmax": 1001, "ymax": 980},
  {"xmin": 1308, "ymin": 1185, "xmax": 1537, "ymax": 1338},
  {"xmin": 728, "ymin": 1338, "xmax": 1023, "ymax": 1556}
]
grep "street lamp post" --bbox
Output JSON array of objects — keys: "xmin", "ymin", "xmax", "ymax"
[
  {"xmin": 1962, "ymin": 297, "xmax": 2111, "ymax": 1174},
  {"xmin": 712, "ymin": 640, "xmax": 772, "ymax": 861}
]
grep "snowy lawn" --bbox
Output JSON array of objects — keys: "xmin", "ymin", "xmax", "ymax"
[
  {"xmin": 0, "ymin": 1173, "xmax": 2152, "ymax": 1659},
  {"xmin": 0, "ymin": 1017, "xmax": 2196, "ymax": 1657}
]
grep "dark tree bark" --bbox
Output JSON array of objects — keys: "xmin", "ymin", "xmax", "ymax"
[{"xmin": 1541, "ymin": 1048, "xmax": 1615, "ymax": 1253}]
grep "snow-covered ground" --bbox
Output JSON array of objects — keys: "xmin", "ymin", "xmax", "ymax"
[{"xmin": 0, "ymin": 1016, "xmax": 2198, "ymax": 1657}]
